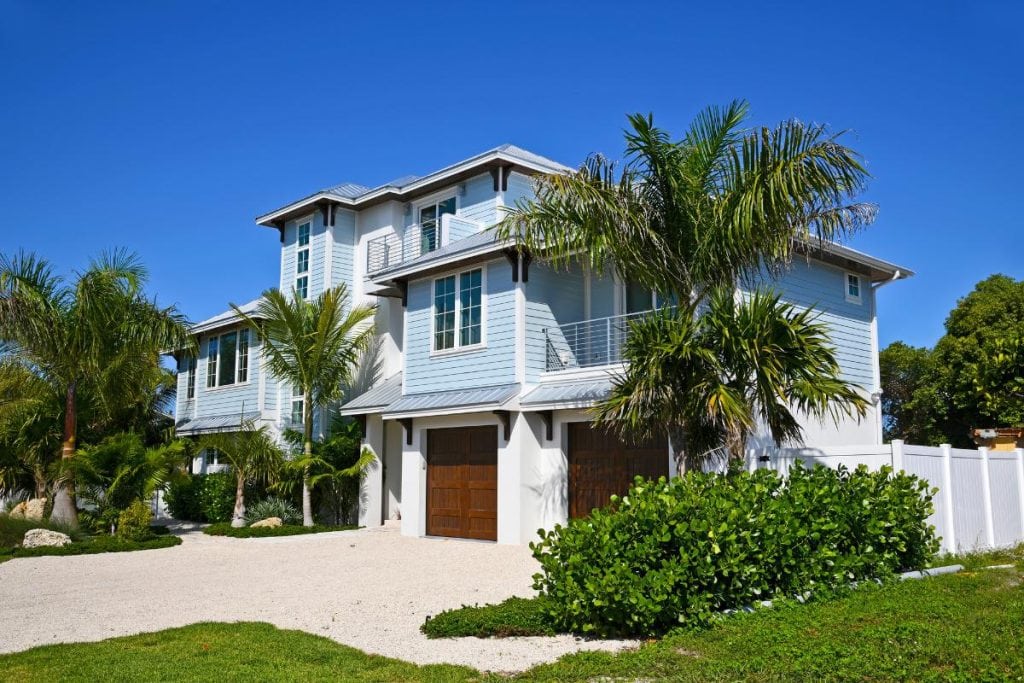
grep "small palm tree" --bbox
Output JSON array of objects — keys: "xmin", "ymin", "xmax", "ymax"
[
  {"xmin": 234, "ymin": 284, "xmax": 375, "ymax": 526},
  {"xmin": 199, "ymin": 423, "xmax": 283, "ymax": 527},
  {"xmin": 595, "ymin": 288, "xmax": 868, "ymax": 471},
  {"xmin": 0, "ymin": 250, "xmax": 193, "ymax": 527}
]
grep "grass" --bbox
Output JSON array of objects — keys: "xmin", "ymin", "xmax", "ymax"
[
  {"xmin": 1, "ymin": 547, "xmax": 1021, "ymax": 681},
  {"xmin": 203, "ymin": 522, "xmax": 358, "ymax": 538},
  {"xmin": 422, "ymin": 597, "xmax": 556, "ymax": 638},
  {"xmin": 0, "ymin": 513, "xmax": 83, "ymax": 547},
  {"xmin": 0, "ymin": 513, "xmax": 181, "ymax": 564}
]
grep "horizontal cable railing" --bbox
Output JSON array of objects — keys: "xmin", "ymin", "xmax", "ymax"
[
  {"xmin": 365, "ymin": 215, "xmax": 481, "ymax": 275},
  {"xmin": 544, "ymin": 309, "xmax": 655, "ymax": 371}
]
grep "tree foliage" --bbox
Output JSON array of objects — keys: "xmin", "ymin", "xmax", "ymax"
[{"xmin": 199, "ymin": 423, "xmax": 284, "ymax": 527}]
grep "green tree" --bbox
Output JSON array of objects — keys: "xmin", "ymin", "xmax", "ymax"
[
  {"xmin": 199, "ymin": 423, "xmax": 284, "ymax": 527},
  {"xmin": 878, "ymin": 342, "xmax": 944, "ymax": 444},
  {"xmin": 233, "ymin": 284, "xmax": 375, "ymax": 526},
  {"xmin": 0, "ymin": 250, "xmax": 192, "ymax": 527},
  {"xmin": 596, "ymin": 290, "xmax": 867, "ymax": 471}
]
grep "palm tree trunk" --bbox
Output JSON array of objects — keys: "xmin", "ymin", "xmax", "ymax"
[
  {"xmin": 231, "ymin": 473, "xmax": 246, "ymax": 527},
  {"xmin": 302, "ymin": 391, "xmax": 314, "ymax": 527},
  {"xmin": 50, "ymin": 381, "xmax": 79, "ymax": 527}
]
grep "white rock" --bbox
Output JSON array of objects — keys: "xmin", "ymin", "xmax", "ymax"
[
  {"xmin": 8, "ymin": 502, "xmax": 27, "ymax": 519},
  {"xmin": 250, "ymin": 517, "xmax": 282, "ymax": 528},
  {"xmin": 23, "ymin": 498, "xmax": 47, "ymax": 521},
  {"xmin": 22, "ymin": 528, "xmax": 72, "ymax": 548}
]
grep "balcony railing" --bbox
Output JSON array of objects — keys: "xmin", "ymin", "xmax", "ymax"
[
  {"xmin": 544, "ymin": 309, "xmax": 655, "ymax": 372},
  {"xmin": 365, "ymin": 215, "xmax": 479, "ymax": 275}
]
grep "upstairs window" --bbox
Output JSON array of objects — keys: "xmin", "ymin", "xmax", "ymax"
[
  {"xmin": 624, "ymin": 280, "xmax": 655, "ymax": 314},
  {"xmin": 297, "ymin": 221, "xmax": 310, "ymax": 246},
  {"xmin": 296, "ymin": 276, "xmax": 308, "ymax": 300},
  {"xmin": 296, "ymin": 219, "xmax": 311, "ymax": 299},
  {"xmin": 433, "ymin": 267, "xmax": 484, "ymax": 352},
  {"xmin": 205, "ymin": 330, "xmax": 251, "ymax": 388},
  {"xmin": 418, "ymin": 196, "xmax": 455, "ymax": 254},
  {"xmin": 186, "ymin": 355, "xmax": 196, "ymax": 399},
  {"xmin": 296, "ymin": 249, "xmax": 309, "ymax": 274},
  {"xmin": 846, "ymin": 273, "xmax": 862, "ymax": 304},
  {"xmin": 291, "ymin": 385, "xmax": 305, "ymax": 425}
]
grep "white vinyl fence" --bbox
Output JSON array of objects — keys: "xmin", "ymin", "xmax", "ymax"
[{"xmin": 747, "ymin": 440, "xmax": 1024, "ymax": 555}]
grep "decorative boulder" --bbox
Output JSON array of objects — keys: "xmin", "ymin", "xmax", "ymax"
[
  {"xmin": 23, "ymin": 498, "xmax": 47, "ymax": 521},
  {"xmin": 8, "ymin": 501, "xmax": 28, "ymax": 519},
  {"xmin": 250, "ymin": 517, "xmax": 282, "ymax": 528},
  {"xmin": 22, "ymin": 528, "xmax": 72, "ymax": 548}
]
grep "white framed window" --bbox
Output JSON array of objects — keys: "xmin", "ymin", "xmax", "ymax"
[
  {"xmin": 296, "ymin": 219, "xmax": 311, "ymax": 299},
  {"xmin": 296, "ymin": 276, "xmax": 308, "ymax": 300},
  {"xmin": 417, "ymin": 195, "xmax": 456, "ymax": 253},
  {"xmin": 186, "ymin": 355, "xmax": 196, "ymax": 399},
  {"xmin": 297, "ymin": 221, "xmax": 310, "ymax": 247},
  {"xmin": 845, "ymin": 273, "xmax": 862, "ymax": 304},
  {"xmin": 290, "ymin": 385, "xmax": 305, "ymax": 425},
  {"xmin": 296, "ymin": 249, "xmax": 309, "ymax": 274},
  {"xmin": 204, "ymin": 329, "xmax": 252, "ymax": 388},
  {"xmin": 205, "ymin": 448, "xmax": 219, "ymax": 468},
  {"xmin": 432, "ymin": 266, "xmax": 484, "ymax": 353}
]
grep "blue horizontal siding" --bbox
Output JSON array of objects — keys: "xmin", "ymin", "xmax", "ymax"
[
  {"xmin": 332, "ymin": 210, "xmax": 356, "ymax": 291},
  {"xmin": 404, "ymin": 258, "xmax": 516, "ymax": 393},
  {"xmin": 525, "ymin": 263, "xmax": 585, "ymax": 381},
  {"xmin": 504, "ymin": 172, "xmax": 535, "ymax": 212},
  {"xmin": 459, "ymin": 173, "xmax": 498, "ymax": 226},
  {"xmin": 193, "ymin": 329, "xmax": 263, "ymax": 419},
  {"xmin": 752, "ymin": 260, "xmax": 875, "ymax": 389}
]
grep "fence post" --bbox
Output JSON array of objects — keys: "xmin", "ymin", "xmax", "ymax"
[
  {"xmin": 1016, "ymin": 448, "xmax": 1024, "ymax": 541},
  {"xmin": 940, "ymin": 444, "xmax": 957, "ymax": 554},
  {"xmin": 978, "ymin": 447, "xmax": 996, "ymax": 549},
  {"xmin": 891, "ymin": 439, "xmax": 904, "ymax": 472}
]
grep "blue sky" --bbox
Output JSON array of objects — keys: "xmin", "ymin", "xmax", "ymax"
[{"xmin": 1, "ymin": 0, "xmax": 1020, "ymax": 349}]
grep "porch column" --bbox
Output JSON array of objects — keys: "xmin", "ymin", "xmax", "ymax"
[{"xmin": 358, "ymin": 414, "xmax": 385, "ymax": 528}]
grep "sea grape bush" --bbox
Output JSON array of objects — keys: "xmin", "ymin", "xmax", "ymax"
[{"xmin": 531, "ymin": 463, "xmax": 938, "ymax": 637}]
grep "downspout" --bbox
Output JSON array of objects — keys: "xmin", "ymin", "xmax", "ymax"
[{"xmin": 869, "ymin": 269, "xmax": 902, "ymax": 442}]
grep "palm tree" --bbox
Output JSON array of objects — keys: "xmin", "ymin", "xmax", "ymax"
[
  {"xmin": 496, "ymin": 101, "xmax": 876, "ymax": 313},
  {"xmin": 595, "ymin": 288, "xmax": 868, "ymax": 471},
  {"xmin": 0, "ymin": 250, "xmax": 193, "ymax": 527},
  {"xmin": 234, "ymin": 284, "xmax": 375, "ymax": 526},
  {"xmin": 199, "ymin": 422, "xmax": 283, "ymax": 527}
]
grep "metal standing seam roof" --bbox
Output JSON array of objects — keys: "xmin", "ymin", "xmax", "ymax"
[
  {"xmin": 382, "ymin": 383, "xmax": 520, "ymax": 417},
  {"xmin": 175, "ymin": 411, "xmax": 263, "ymax": 436},
  {"xmin": 338, "ymin": 373, "xmax": 404, "ymax": 414},
  {"xmin": 519, "ymin": 379, "xmax": 615, "ymax": 407},
  {"xmin": 190, "ymin": 297, "xmax": 263, "ymax": 335}
]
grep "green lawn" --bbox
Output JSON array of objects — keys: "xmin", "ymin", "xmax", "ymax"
[
  {"xmin": 203, "ymin": 522, "xmax": 358, "ymax": 538},
  {"xmin": 2, "ymin": 550, "xmax": 1021, "ymax": 682}
]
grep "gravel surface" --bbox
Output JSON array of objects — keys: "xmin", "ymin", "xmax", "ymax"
[{"xmin": 0, "ymin": 525, "xmax": 635, "ymax": 672}]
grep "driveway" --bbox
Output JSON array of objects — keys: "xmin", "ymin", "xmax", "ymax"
[{"xmin": 0, "ymin": 525, "xmax": 633, "ymax": 672}]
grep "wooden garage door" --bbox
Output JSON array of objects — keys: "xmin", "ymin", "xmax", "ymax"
[
  {"xmin": 568, "ymin": 422, "xmax": 668, "ymax": 519},
  {"xmin": 427, "ymin": 426, "xmax": 498, "ymax": 541}
]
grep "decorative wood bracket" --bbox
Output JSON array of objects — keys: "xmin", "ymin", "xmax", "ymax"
[
  {"xmin": 274, "ymin": 220, "xmax": 286, "ymax": 244},
  {"xmin": 493, "ymin": 410, "xmax": 511, "ymax": 442},
  {"xmin": 399, "ymin": 418, "xmax": 413, "ymax": 446},
  {"xmin": 520, "ymin": 251, "xmax": 532, "ymax": 283},
  {"xmin": 319, "ymin": 202, "xmax": 337, "ymax": 227},
  {"xmin": 396, "ymin": 281, "xmax": 408, "ymax": 307},
  {"xmin": 502, "ymin": 248, "xmax": 532, "ymax": 283},
  {"xmin": 539, "ymin": 410, "xmax": 553, "ymax": 442},
  {"xmin": 490, "ymin": 164, "xmax": 514, "ymax": 192},
  {"xmin": 353, "ymin": 414, "xmax": 367, "ymax": 437}
]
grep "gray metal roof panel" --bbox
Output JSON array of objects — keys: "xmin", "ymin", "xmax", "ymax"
[
  {"xmin": 175, "ymin": 411, "xmax": 262, "ymax": 435},
  {"xmin": 520, "ymin": 379, "xmax": 614, "ymax": 407},
  {"xmin": 190, "ymin": 298, "xmax": 262, "ymax": 334},
  {"xmin": 339, "ymin": 373, "xmax": 404, "ymax": 413},
  {"xmin": 384, "ymin": 383, "xmax": 520, "ymax": 416}
]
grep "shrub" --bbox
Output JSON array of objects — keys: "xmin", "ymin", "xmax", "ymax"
[
  {"xmin": 117, "ymin": 500, "xmax": 153, "ymax": 541},
  {"xmin": 203, "ymin": 523, "xmax": 357, "ymax": 538},
  {"xmin": 166, "ymin": 473, "xmax": 238, "ymax": 523},
  {"xmin": 165, "ymin": 475, "xmax": 204, "ymax": 521},
  {"xmin": 531, "ymin": 463, "xmax": 939, "ymax": 637},
  {"xmin": 1, "ymin": 534, "xmax": 181, "ymax": 562},
  {"xmin": 0, "ymin": 514, "xmax": 83, "ymax": 549},
  {"xmin": 244, "ymin": 497, "xmax": 301, "ymax": 526},
  {"xmin": 421, "ymin": 597, "xmax": 555, "ymax": 638}
]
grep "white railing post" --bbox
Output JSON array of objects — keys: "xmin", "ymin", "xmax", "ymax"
[
  {"xmin": 979, "ymin": 446, "xmax": 996, "ymax": 549},
  {"xmin": 1016, "ymin": 448, "xmax": 1024, "ymax": 542},
  {"xmin": 606, "ymin": 317, "xmax": 612, "ymax": 364},
  {"xmin": 891, "ymin": 439, "xmax": 904, "ymax": 472},
  {"xmin": 940, "ymin": 443, "xmax": 957, "ymax": 554}
]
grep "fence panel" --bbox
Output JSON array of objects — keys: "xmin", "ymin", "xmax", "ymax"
[{"xmin": 988, "ymin": 451, "xmax": 1023, "ymax": 547}]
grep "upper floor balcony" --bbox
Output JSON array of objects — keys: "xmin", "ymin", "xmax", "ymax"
[
  {"xmin": 543, "ymin": 309, "xmax": 656, "ymax": 372},
  {"xmin": 366, "ymin": 214, "xmax": 480, "ymax": 275}
]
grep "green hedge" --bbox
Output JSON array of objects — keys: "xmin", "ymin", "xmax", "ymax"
[
  {"xmin": 421, "ymin": 597, "xmax": 555, "ymax": 638},
  {"xmin": 165, "ymin": 473, "xmax": 237, "ymax": 523},
  {"xmin": 532, "ymin": 463, "xmax": 939, "ymax": 637},
  {"xmin": 203, "ymin": 523, "xmax": 357, "ymax": 538},
  {"xmin": 0, "ymin": 534, "xmax": 181, "ymax": 562}
]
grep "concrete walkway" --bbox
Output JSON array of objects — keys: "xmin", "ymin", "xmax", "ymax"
[{"xmin": 0, "ymin": 525, "xmax": 634, "ymax": 672}]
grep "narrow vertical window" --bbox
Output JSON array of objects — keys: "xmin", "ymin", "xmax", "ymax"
[
  {"xmin": 218, "ymin": 332, "xmax": 237, "ymax": 386},
  {"xmin": 291, "ymin": 385, "xmax": 304, "ymax": 425},
  {"xmin": 296, "ymin": 249, "xmax": 309, "ymax": 274},
  {"xmin": 433, "ymin": 275, "xmax": 456, "ymax": 350},
  {"xmin": 846, "ymin": 273, "xmax": 862, "ymax": 303},
  {"xmin": 459, "ymin": 269, "xmax": 482, "ymax": 346},
  {"xmin": 297, "ymin": 222, "xmax": 310, "ymax": 246},
  {"xmin": 206, "ymin": 338, "xmax": 218, "ymax": 388},
  {"xmin": 186, "ymin": 355, "xmax": 196, "ymax": 399},
  {"xmin": 296, "ymin": 276, "xmax": 308, "ymax": 300},
  {"xmin": 237, "ymin": 329, "xmax": 249, "ymax": 383}
]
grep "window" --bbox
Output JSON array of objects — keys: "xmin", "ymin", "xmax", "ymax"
[
  {"xmin": 291, "ymin": 385, "xmax": 304, "ymax": 425},
  {"xmin": 205, "ymin": 448, "xmax": 219, "ymax": 468},
  {"xmin": 205, "ymin": 330, "xmax": 251, "ymax": 388},
  {"xmin": 625, "ymin": 280, "xmax": 655, "ymax": 314},
  {"xmin": 418, "ymin": 196, "xmax": 456, "ymax": 254},
  {"xmin": 846, "ymin": 273, "xmax": 862, "ymax": 303},
  {"xmin": 296, "ymin": 220, "xmax": 310, "ymax": 299},
  {"xmin": 296, "ymin": 276, "xmax": 308, "ymax": 300},
  {"xmin": 186, "ymin": 355, "xmax": 196, "ymax": 399},
  {"xmin": 296, "ymin": 249, "xmax": 309, "ymax": 274},
  {"xmin": 433, "ymin": 267, "xmax": 484, "ymax": 352},
  {"xmin": 297, "ymin": 221, "xmax": 310, "ymax": 246}
]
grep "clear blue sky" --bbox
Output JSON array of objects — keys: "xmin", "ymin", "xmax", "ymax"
[{"xmin": 1, "ymin": 1, "xmax": 1021, "ymax": 349}]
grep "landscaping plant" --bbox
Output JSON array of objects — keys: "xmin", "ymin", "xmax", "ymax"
[
  {"xmin": 244, "ymin": 497, "xmax": 301, "ymax": 526},
  {"xmin": 116, "ymin": 500, "xmax": 153, "ymax": 541},
  {"xmin": 531, "ymin": 463, "xmax": 939, "ymax": 637}
]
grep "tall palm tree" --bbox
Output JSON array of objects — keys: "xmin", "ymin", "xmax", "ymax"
[
  {"xmin": 0, "ymin": 250, "xmax": 192, "ymax": 526},
  {"xmin": 496, "ymin": 101, "xmax": 876, "ymax": 313},
  {"xmin": 234, "ymin": 284, "xmax": 375, "ymax": 526},
  {"xmin": 595, "ymin": 288, "xmax": 868, "ymax": 471},
  {"xmin": 199, "ymin": 422, "xmax": 283, "ymax": 527}
]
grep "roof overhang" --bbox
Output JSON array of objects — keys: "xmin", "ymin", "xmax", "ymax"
[
  {"xmin": 369, "ymin": 240, "xmax": 512, "ymax": 286},
  {"xmin": 798, "ymin": 239, "xmax": 913, "ymax": 283},
  {"xmin": 255, "ymin": 150, "xmax": 567, "ymax": 229}
]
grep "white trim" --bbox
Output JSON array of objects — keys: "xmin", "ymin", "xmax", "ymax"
[
  {"xmin": 538, "ymin": 364, "xmax": 623, "ymax": 382},
  {"xmin": 203, "ymin": 327, "xmax": 254, "ymax": 390},
  {"xmin": 256, "ymin": 339, "xmax": 267, "ymax": 419},
  {"xmin": 428, "ymin": 263, "xmax": 487, "ymax": 355},
  {"xmin": 323, "ymin": 205, "xmax": 334, "ymax": 291},
  {"xmin": 514, "ymin": 254, "xmax": 526, "ymax": 385},
  {"xmin": 383, "ymin": 403, "xmax": 508, "ymax": 420},
  {"xmin": 844, "ymin": 272, "xmax": 863, "ymax": 304},
  {"xmin": 370, "ymin": 242, "xmax": 506, "ymax": 282}
]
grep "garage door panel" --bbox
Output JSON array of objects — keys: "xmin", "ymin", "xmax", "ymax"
[{"xmin": 427, "ymin": 426, "xmax": 498, "ymax": 541}]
